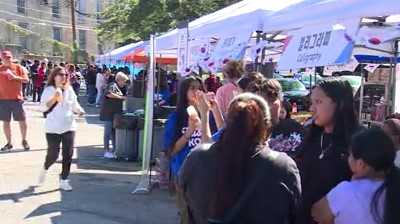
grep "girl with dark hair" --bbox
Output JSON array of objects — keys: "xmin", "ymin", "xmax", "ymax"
[
  {"xmin": 67, "ymin": 64, "xmax": 80, "ymax": 96},
  {"xmin": 163, "ymin": 75, "xmax": 221, "ymax": 224},
  {"xmin": 179, "ymin": 93, "xmax": 301, "ymax": 224},
  {"xmin": 296, "ymin": 78, "xmax": 360, "ymax": 224},
  {"xmin": 312, "ymin": 127, "xmax": 400, "ymax": 224},
  {"xmin": 38, "ymin": 66, "xmax": 85, "ymax": 191}
]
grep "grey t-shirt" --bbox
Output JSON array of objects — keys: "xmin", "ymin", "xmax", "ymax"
[{"xmin": 179, "ymin": 143, "xmax": 301, "ymax": 224}]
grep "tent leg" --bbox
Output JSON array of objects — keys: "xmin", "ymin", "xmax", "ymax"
[{"xmin": 392, "ymin": 40, "xmax": 399, "ymax": 113}]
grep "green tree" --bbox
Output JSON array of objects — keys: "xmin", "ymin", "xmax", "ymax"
[{"xmin": 97, "ymin": 0, "xmax": 239, "ymax": 46}]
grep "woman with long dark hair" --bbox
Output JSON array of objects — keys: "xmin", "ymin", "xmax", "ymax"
[
  {"xmin": 312, "ymin": 127, "xmax": 400, "ymax": 224},
  {"xmin": 164, "ymin": 75, "xmax": 215, "ymax": 224},
  {"xmin": 296, "ymin": 78, "xmax": 360, "ymax": 224},
  {"xmin": 38, "ymin": 66, "xmax": 85, "ymax": 191},
  {"xmin": 179, "ymin": 93, "xmax": 301, "ymax": 224}
]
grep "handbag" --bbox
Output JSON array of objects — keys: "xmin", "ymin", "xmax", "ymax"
[{"xmin": 43, "ymin": 101, "xmax": 58, "ymax": 118}]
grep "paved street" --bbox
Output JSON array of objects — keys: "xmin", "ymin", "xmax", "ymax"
[{"xmin": 0, "ymin": 101, "xmax": 177, "ymax": 224}]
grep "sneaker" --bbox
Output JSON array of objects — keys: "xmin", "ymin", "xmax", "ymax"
[
  {"xmin": 103, "ymin": 151, "xmax": 113, "ymax": 159},
  {"xmin": 1, "ymin": 143, "xmax": 13, "ymax": 151},
  {"xmin": 60, "ymin": 179, "xmax": 73, "ymax": 191},
  {"xmin": 38, "ymin": 168, "xmax": 48, "ymax": 186},
  {"xmin": 22, "ymin": 140, "xmax": 30, "ymax": 151}
]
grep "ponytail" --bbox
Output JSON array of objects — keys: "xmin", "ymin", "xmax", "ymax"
[
  {"xmin": 383, "ymin": 166, "xmax": 400, "ymax": 224},
  {"xmin": 371, "ymin": 166, "xmax": 400, "ymax": 224}
]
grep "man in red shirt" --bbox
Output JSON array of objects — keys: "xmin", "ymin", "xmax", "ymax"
[{"xmin": 0, "ymin": 51, "xmax": 30, "ymax": 151}]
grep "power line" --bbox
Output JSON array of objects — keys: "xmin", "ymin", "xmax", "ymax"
[
  {"xmin": 0, "ymin": 9, "xmax": 96, "ymax": 30},
  {"xmin": 0, "ymin": 1, "xmax": 103, "ymax": 23}
]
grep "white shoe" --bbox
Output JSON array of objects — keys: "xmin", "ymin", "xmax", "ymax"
[
  {"xmin": 104, "ymin": 151, "xmax": 111, "ymax": 158},
  {"xmin": 38, "ymin": 168, "xmax": 48, "ymax": 186},
  {"xmin": 60, "ymin": 179, "xmax": 73, "ymax": 191},
  {"xmin": 104, "ymin": 151, "xmax": 115, "ymax": 159}
]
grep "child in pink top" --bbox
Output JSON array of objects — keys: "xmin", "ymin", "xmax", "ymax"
[{"xmin": 216, "ymin": 60, "xmax": 243, "ymax": 116}]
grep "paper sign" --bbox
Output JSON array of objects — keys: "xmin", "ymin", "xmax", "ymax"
[
  {"xmin": 278, "ymin": 22, "xmax": 358, "ymax": 70},
  {"xmin": 177, "ymin": 27, "xmax": 189, "ymax": 75}
]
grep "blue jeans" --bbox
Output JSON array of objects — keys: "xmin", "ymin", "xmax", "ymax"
[
  {"xmin": 87, "ymin": 84, "xmax": 97, "ymax": 104},
  {"xmin": 104, "ymin": 121, "xmax": 116, "ymax": 152}
]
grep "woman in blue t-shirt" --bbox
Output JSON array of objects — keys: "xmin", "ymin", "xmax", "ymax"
[{"xmin": 164, "ymin": 75, "xmax": 222, "ymax": 224}]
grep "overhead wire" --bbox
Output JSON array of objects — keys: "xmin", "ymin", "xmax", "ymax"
[
  {"xmin": 0, "ymin": 9, "xmax": 96, "ymax": 30},
  {"xmin": 0, "ymin": 1, "xmax": 103, "ymax": 23}
]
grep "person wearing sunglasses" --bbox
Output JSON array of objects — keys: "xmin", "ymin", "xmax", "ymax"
[
  {"xmin": 0, "ymin": 50, "xmax": 30, "ymax": 152},
  {"xmin": 38, "ymin": 66, "xmax": 85, "ymax": 191}
]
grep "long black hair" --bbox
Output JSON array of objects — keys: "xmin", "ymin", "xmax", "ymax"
[
  {"xmin": 351, "ymin": 127, "xmax": 400, "ymax": 224},
  {"xmin": 208, "ymin": 93, "xmax": 271, "ymax": 219},
  {"xmin": 173, "ymin": 75, "xmax": 204, "ymax": 144},
  {"xmin": 306, "ymin": 78, "xmax": 358, "ymax": 148}
]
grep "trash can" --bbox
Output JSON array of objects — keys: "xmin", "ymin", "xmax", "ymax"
[
  {"xmin": 137, "ymin": 118, "xmax": 166, "ymax": 162},
  {"xmin": 113, "ymin": 114, "xmax": 139, "ymax": 161}
]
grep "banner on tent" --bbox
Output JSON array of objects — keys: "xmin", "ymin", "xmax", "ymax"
[
  {"xmin": 278, "ymin": 22, "xmax": 358, "ymax": 70},
  {"xmin": 324, "ymin": 56, "xmax": 359, "ymax": 75},
  {"xmin": 188, "ymin": 33, "xmax": 249, "ymax": 73},
  {"xmin": 177, "ymin": 26, "xmax": 189, "ymax": 75}
]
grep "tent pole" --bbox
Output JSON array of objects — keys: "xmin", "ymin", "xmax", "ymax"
[
  {"xmin": 359, "ymin": 69, "xmax": 366, "ymax": 123},
  {"xmin": 392, "ymin": 40, "xmax": 399, "ymax": 113}
]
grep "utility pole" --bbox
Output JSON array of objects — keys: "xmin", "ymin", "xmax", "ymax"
[{"xmin": 69, "ymin": 0, "xmax": 78, "ymax": 63}]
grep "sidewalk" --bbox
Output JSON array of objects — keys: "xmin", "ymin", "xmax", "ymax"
[{"xmin": 0, "ymin": 100, "xmax": 178, "ymax": 224}]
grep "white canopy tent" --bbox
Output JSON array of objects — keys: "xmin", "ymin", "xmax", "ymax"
[
  {"xmin": 261, "ymin": 0, "xmax": 400, "ymax": 33},
  {"xmin": 155, "ymin": 0, "xmax": 304, "ymax": 51}
]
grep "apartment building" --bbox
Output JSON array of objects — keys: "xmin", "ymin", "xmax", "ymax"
[{"xmin": 0, "ymin": 0, "xmax": 114, "ymax": 61}]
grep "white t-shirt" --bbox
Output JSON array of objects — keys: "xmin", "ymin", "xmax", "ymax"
[
  {"xmin": 96, "ymin": 73, "xmax": 106, "ymax": 90},
  {"xmin": 395, "ymin": 151, "xmax": 400, "ymax": 168},
  {"xmin": 41, "ymin": 86, "xmax": 84, "ymax": 134},
  {"xmin": 327, "ymin": 179, "xmax": 385, "ymax": 224}
]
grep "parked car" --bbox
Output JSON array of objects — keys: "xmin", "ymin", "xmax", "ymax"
[
  {"xmin": 277, "ymin": 78, "xmax": 310, "ymax": 111},
  {"xmin": 296, "ymin": 73, "xmax": 323, "ymax": 89}
]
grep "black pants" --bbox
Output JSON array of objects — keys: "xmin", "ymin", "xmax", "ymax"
[
  {"xmin": 33, "ymin": 85, "xmax": 44, "ymax": 102},
  {"xmin": 45, "ymin": 131, "xmax": 75, "ymax": 180}
]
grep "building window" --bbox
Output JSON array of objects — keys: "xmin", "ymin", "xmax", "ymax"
[
  {"xmin": 53, "ymin": 27, "xmax": 62, "ymax": 41},
  {"xmin": 17, "ymin": 0, "xmax": 26, "ymax": 14},
  {"xmin": 52, "ymin": 0, "xmax": 60, "ymax": 18},
  {"xmin": 78, "ymin": 0, "xmax": 86, "ymax": 22},
  {"xmin": 96, "ymin": 0, "xmax": 102, "ymax": 22},
  {"xmin": 18, "ymin": 22, "xmax": 28, "ymax": 49},
  {"xmin": 78, "ymin": 30, "xmax": 86, "ymax": 50}
]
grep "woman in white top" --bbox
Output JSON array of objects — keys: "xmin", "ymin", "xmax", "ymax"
[
  {"xmin": 95, "ymin": 68, "xmax": 108, "ymax": 106},
  {"xmin": 312, "ymin": 127, "xmax": 400, "ymax": 224},
  {"xmin": 38, "ymin": 66, "xmax": 85, "ymax": 191}
]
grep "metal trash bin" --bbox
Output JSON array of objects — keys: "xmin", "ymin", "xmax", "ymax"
[
  {"xmin": 137, "ymin": 118, "xmax": 166, "ymax": 162},
  {"xmin": 113, "ymin": 114, "xmax": 138, "ymax": 161}
]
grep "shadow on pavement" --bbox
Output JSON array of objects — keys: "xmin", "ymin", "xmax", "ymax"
[
  {"xmin": 22, "ymin": 143, "xmax": 177, "ymax": 224},
  {"xmin": 0, "ymin": 186, "xmax": 58, "ymax": 203},
  {"xmin": 24, "ymin": 171, "xmax": 177, "ymax": 224},
  {"xmin": 0, "ymin": 148, "xmax": 47, "ymax": 155}
]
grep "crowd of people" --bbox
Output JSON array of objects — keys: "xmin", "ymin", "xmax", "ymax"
[
  {"xmin": 162, "ymin": 60, "xmax": 400, "ymax": 224},
  {"xmin": 1, "ymin": 48, "xmax": 400, "ymax": 223}
]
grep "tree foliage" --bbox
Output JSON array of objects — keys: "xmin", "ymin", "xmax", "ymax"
[{"xmin": 97, "ymin": 0, "xmax": 240, "ymax": 46}]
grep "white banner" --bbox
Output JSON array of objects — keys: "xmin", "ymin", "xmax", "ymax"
[
  {"xmin": 324, "ymin": 56, "xmax": 359, "ymax": 75},
  {"xmin": 177, "ymin": 26, "xmax": 189, "ymax": 75},
  {"xmin": 278, "ymin": 22, "xmax": 359, "ymax": 70},
  {"xmin": 364, "ymin": 63, "xmax": 380, "ymax": 73}
]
